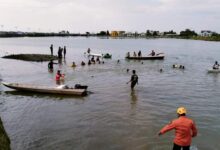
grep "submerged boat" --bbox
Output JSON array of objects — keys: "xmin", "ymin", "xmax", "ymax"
[
  {"xmin": 126, "ymin": 53, "xmax": 165, "ymax": 60},
  {"xmin": 2, "ymin": 82, "xmax": 87, "ymax": 96},
  {"xmin": 207, "ymin": 69, "xmax": 220, "ymax": 73}
]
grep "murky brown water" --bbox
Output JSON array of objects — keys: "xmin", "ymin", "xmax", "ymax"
[{"xmin": 1, "ymin": 37, "xmax": 220, "ymax": 150}]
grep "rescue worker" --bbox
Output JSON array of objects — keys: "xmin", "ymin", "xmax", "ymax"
[
  {"xmin": 158, "ymin": 107, "xmax": 197, "ymax": 150},
  {"xmin": 127, "ymin": 70, "xmax": 138, "ymax": 90}
]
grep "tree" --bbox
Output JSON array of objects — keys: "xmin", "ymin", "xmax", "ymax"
[
  {"xmin": 180, "ymin": 29, "xmax": 197, "ymax": 37},
  {"xmin": 146, "ymin": 30, "xmax": 151, "ymax": 36}
]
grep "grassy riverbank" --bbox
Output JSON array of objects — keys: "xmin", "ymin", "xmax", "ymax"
[
  {"xmin": 0, "ymin": 117, "xmax": 10, "ymax": 150},
  {"xmin": 2, "ymin": 54, "xmax": 58, "ymax": 62}
]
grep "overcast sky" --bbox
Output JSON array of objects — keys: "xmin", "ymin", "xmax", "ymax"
[{"xmin": 0, "ymin": 0, "xmax": 220, "ymax": 33}]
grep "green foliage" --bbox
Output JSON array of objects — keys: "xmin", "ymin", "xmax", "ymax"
[{"xmin": 180, "ymin": 29, "xmax": 198, "ymax": 37}]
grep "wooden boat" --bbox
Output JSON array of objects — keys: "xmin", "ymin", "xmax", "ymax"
[
  {"xmin": 2, "ymin": 82, "xmax": 87, "ymax": 96},
  {"xmin": 126, "ymin": 53, "xmax": 165, "ymax": 60},
  {"xmin": 88, "ymin": 53, "xmax": 102, "ymax": 57},
  {"xmin": 207, "ymin": 69, "xmax": 220, "ymax": 73}
]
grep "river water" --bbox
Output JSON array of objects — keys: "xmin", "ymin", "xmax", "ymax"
[{"xmin": 0, "ymin": 37, "xmax": 220, "ymax": 150}]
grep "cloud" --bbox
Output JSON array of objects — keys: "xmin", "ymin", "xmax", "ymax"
[{"xmin": 0, "ymin": 0, "xmax": 220, "ymax": 32}]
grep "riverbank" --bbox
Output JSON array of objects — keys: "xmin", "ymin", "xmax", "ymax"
[
  {"xmin": 0, "ymin": 117, "xmax": 10, "ymax": 150},
  {"xmin": 2, "ymin": 54, "xmax": 58, "ymax": 62}
]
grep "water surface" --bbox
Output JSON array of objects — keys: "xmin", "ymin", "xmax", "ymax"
[{"xmin": 0, "ymin": 37, "xmax": 220, "ymax": 150}]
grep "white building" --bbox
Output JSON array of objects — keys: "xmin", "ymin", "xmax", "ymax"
[{"xmin": 200, "ymin": 30, "xmax": 213, "ymax": 37}]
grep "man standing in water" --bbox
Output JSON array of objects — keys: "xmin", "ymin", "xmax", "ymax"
[
  {"xmin": 64, "ymin": 46, "xmax": 66, "ymax": 58},
  {"xmin": 158, "ymin": 107, "xmax": 197, "ymax": 150},
  {"xmin": 127, "ymin": 70, "xmax": 138, "ymax": 90},
  {"xmin": 50, "ymin": 44, "xmax": 53, "ymax": 56}
]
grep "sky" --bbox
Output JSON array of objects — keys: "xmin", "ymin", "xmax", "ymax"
[{"xmin": 0, "ymin": 0, "xmax": 220, "ymax": 33}]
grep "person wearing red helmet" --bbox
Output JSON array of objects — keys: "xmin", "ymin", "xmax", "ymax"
[{"xmin": 158, "ymin": 107, "xmax": 198, "ymax": 150}]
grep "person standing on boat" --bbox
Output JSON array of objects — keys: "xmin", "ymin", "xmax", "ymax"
[
  {"xmin": 50, "ymin": 44, "xmax": 53, "ymax": 56},
  {"xmin": 158, "ymin": 107, "xmax": 197, "ymax": 150},
  {"xmin": 213, "ymin": 61, "xmax": 220, "ymax": 69},
  {"xmin": 127, "ymin": 70, "xmax": 138, "ymax": 90}
]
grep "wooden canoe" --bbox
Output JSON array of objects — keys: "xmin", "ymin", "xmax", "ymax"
[
  {"xmin": 2, "ymin": 82, "xmax": 87, "ymax": 96},
  {"xmin": 126, "ymin": 54, "xmax": 165, "ymax": 60}
]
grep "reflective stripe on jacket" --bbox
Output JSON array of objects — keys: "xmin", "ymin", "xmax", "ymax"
[{"xmin": 160, "ymin": 116, "xmax": 197, "ymax": 146}]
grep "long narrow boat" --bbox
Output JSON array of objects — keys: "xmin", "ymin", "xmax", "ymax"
[
  {"xmin": 207, "ymin": 69, "xmax": 220, "ymax": 73},
  {"xmin": 125, "ymin": 54, "xmax": 165, "ymax": 60},
  {"xmin": 88, "ymin": 53, "xmax": 102, "ymax": 57},
  {"xmin": 2, "ymin": 82, "xmax": 87, "ymax": 96}
]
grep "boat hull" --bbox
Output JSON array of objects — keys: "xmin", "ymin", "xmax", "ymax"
[
  {"xmin": 125, "ymin": 55, "xmax": 164, "ymax": 60},
  {"xmin": 207, "ymin": 69, "xmax": 220, "ymax": 73},
  {"xmin": 2, "ymin": 82, "xmax": 87, "ymax": 96}
]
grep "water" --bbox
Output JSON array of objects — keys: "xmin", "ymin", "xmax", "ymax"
[{"xmin": 0, "ymin": 37, "xmax": 220, "ymax": 150}]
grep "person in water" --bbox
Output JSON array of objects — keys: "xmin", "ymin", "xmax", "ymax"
[
  {"xmin": 71, "ymin": 61, "xmax": 76, "ymax": 67},
  {"xmin": 87, "ymin": 48, "xmax": 91, "ymax": 53},
  {"xmin": 50, "ymin": 44, "xmax": 53, "ymax": 56},
  {"xmin": 158, "ymin": 107, "xmax": 197, "ymax": 150},
  {"xmin": 127, "ymin": 70, "xmax": 138, "ymax": 89},
  {"xmin": 213, "ymin": 61, "xmax": 220, "ymax": 69},
  {"xmin": 55, "ymin": 70, "xmax": 65, "ymax": 81},
  {"xmin": 63, "ymin": 46, "xmax": 66, "ymax": 58},
  {"xmin": 48, "ymin": 60, "xmax": 57, "ymax": 70},
  {"xmin": 88, "ymin": 60, "xmax": 92, "ymax": 65},
  {"xmin": 81, "ymin": 61, "xmax": 86, "ymax": 66}
]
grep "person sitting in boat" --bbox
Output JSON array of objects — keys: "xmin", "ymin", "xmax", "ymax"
[
  {"xmin": 56, "ymin": 70, "xmax": 65, "ymax": 81},
  {"xmin": 138, "ymin": 50, "xmax": 142, "ymax": 57},
  {"xmin": 81, "ymin": 61, "xmax": 86, "ymax": 66},
  {"xmin": 126, "ymin": 52, "xmax": 130, "ymax": 58},
  {"xmin": 213, "ymin": 61, "xmax": 220, "ymax": 70},
  {"xmin": 71, "ymin": 61, "xmax": 76, "ymax": 67},
  {"xmin": 149, "ymin": 50, "xmax": 156, "ymax": 56},
  {"xmin": 133, "ymin": 51, "xmax": 137, "ymax": 57}
]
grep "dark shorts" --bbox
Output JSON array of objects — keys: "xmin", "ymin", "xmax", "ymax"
[
  {"xmin": 173, "ymin": 143, "xmax": 190, "ymax": 150},
  {"xmin": 131, "ymin": 81, "xmax": 137, "ymax": 89}
]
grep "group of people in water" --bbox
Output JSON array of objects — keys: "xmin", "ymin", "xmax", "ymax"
[{"xmin": 50, "ymin": 44, "xmax": 67, "ymax": 59}]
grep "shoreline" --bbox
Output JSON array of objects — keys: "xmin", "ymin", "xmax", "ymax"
[{"xmin": 0, "ymin": 34, "xmax": 220, "ymax": 42}]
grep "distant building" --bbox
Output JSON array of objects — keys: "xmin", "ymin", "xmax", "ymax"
[
  {"xmin": 200, "ymin": 30, "xmax": 213, "ymax": 37},
  {"xmin": 111, "ymin": 31, "xmax": 119, "ymax": 37}
]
